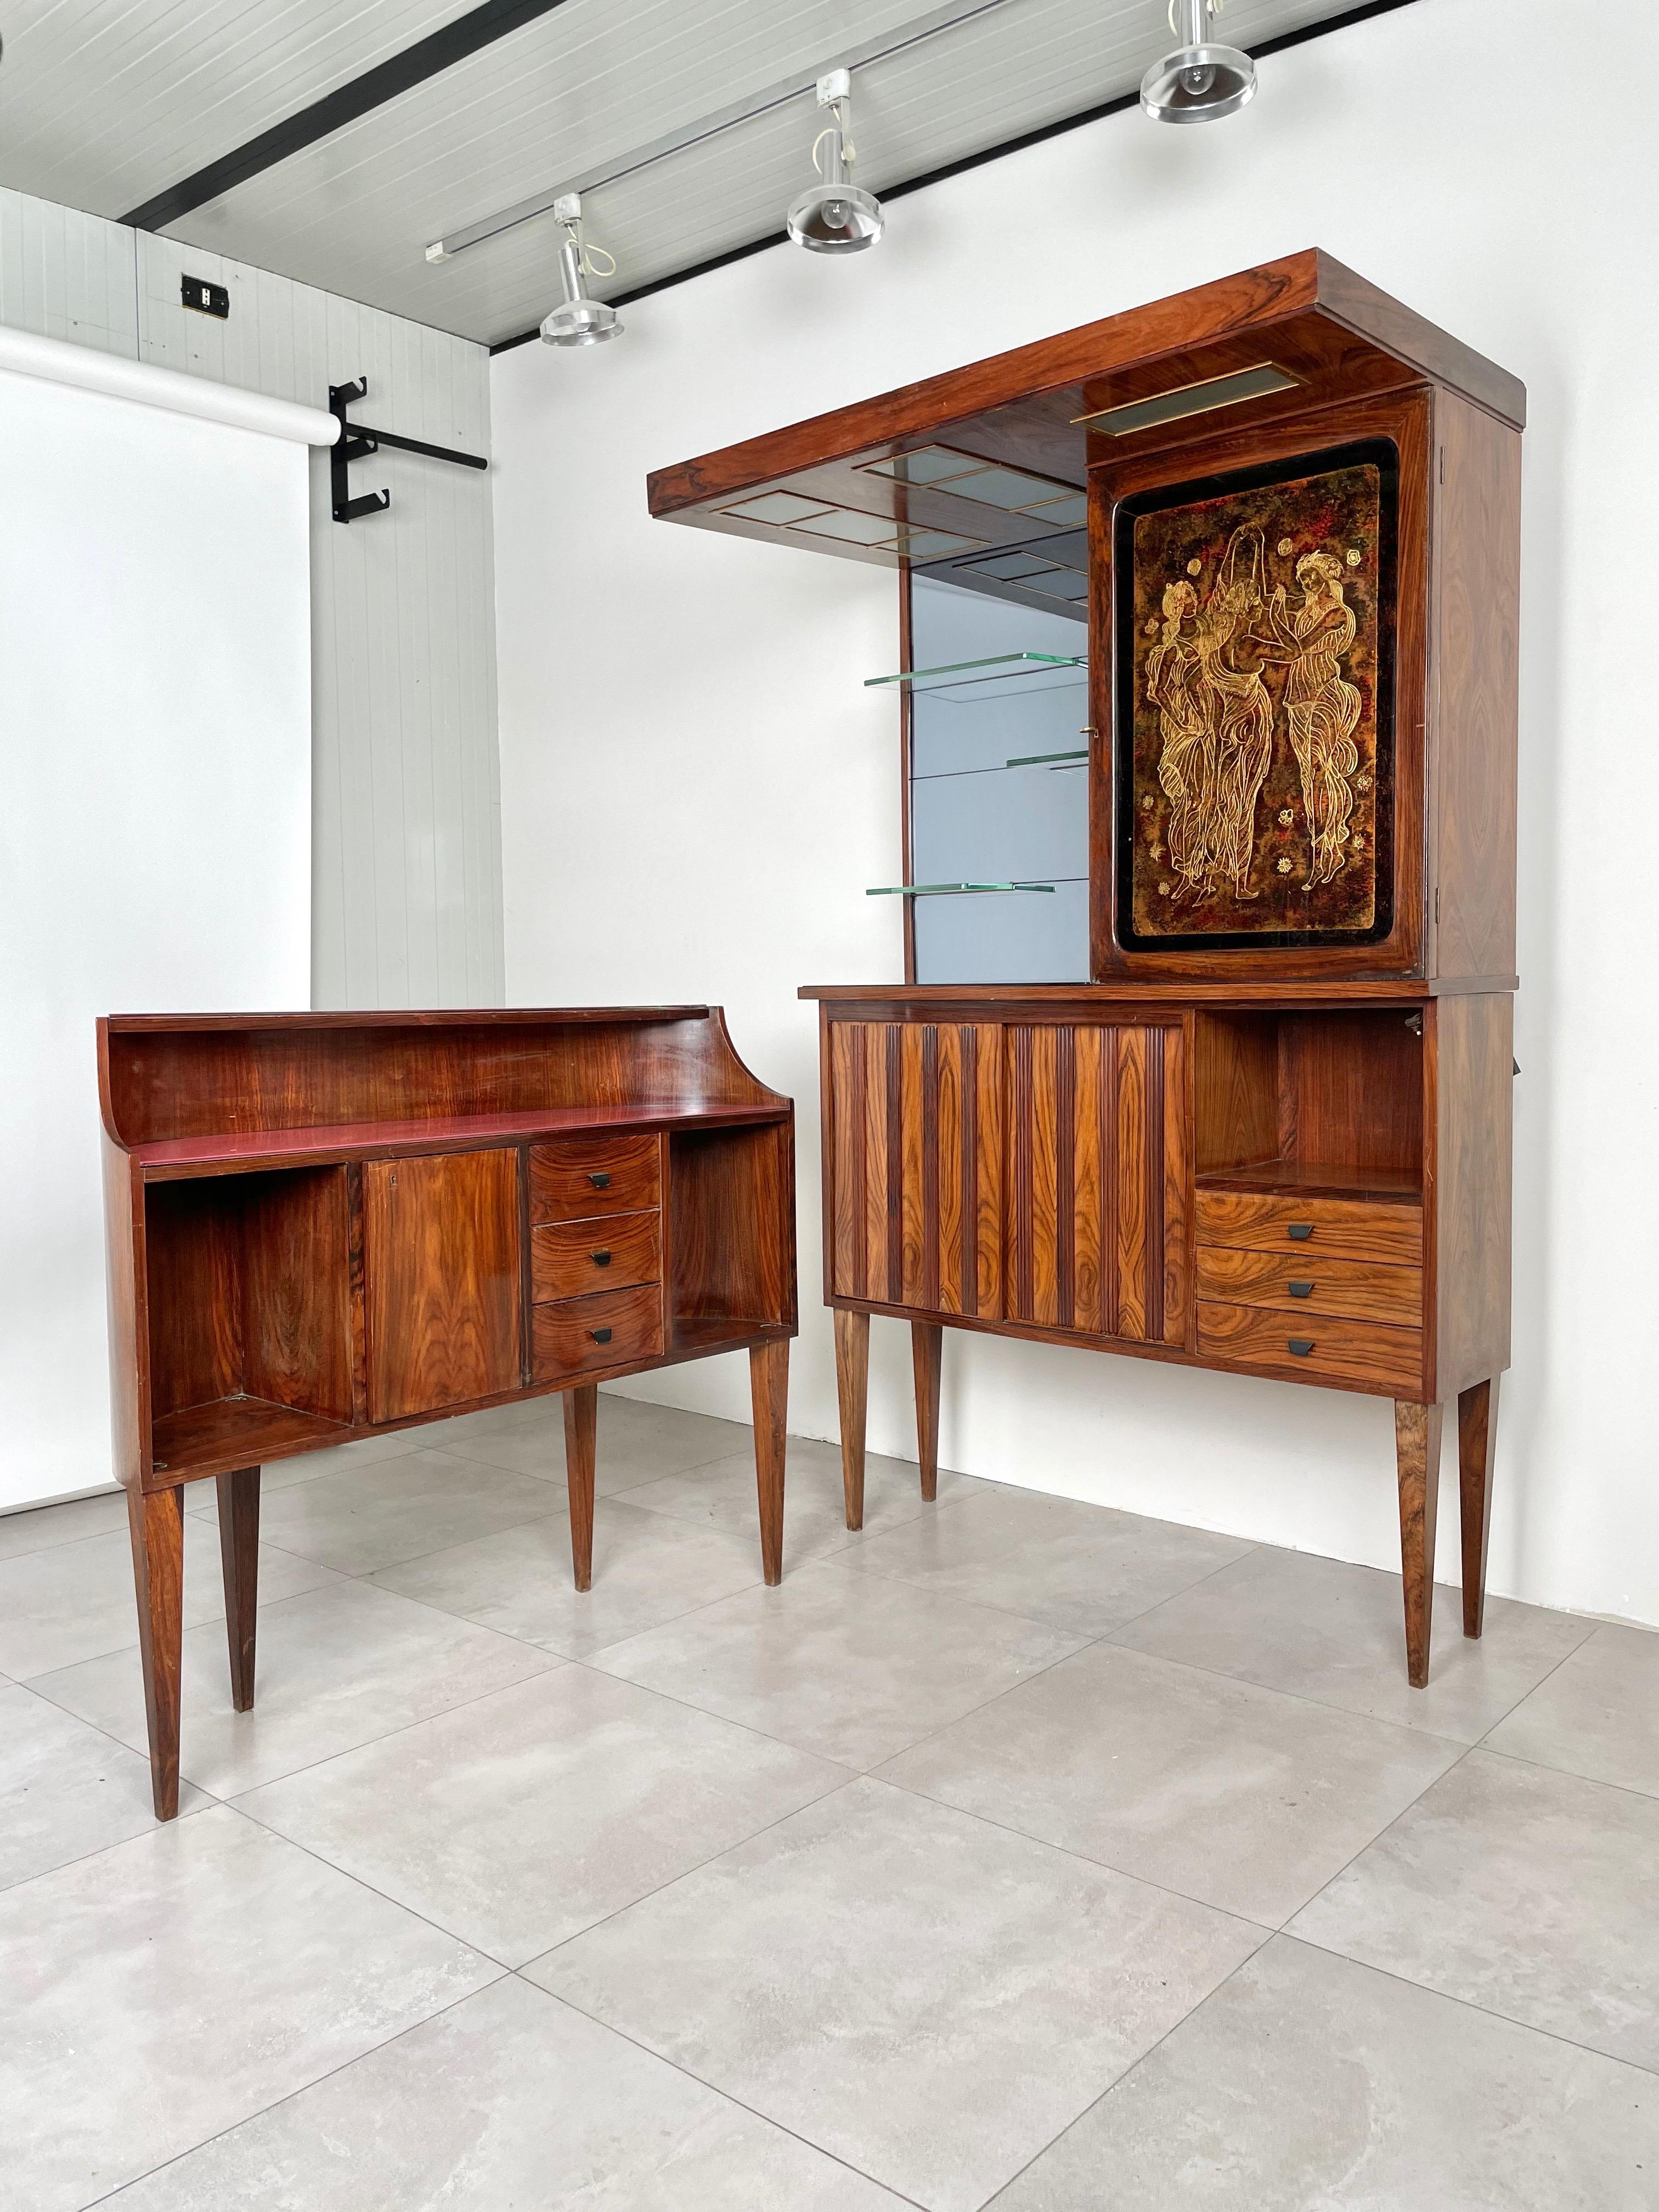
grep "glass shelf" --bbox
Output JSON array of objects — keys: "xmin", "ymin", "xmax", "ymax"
[
  {"xmin": 1006, "ymin": 749, "xmax": 1088, "ymax": 769},
  {"xmin": 867, "ymin": 881, "xmax": 1058, "ymax": 898},
  {"xmin": 865, "ymin": 652, "xmax": 1086, "ymax": 702}
]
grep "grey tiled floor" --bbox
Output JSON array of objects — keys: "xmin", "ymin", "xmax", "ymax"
[{"xmin": 2, "ymin": 1391, "xmax": 1655, "ymax": 2210}]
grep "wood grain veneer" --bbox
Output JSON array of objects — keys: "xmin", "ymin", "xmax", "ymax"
[{"xmin": 99, "ymin": 1006, "xmax": 797, "ymax": 1821}]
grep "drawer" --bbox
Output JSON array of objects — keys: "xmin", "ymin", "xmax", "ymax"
[
  {"xmin": 1195, "ymin": 1244, "xmax": 1423, "ymax": 1329},
  {"xmin": 531, "ymin": 1210, "xmax": 661, "ymax": 1302},
  {"xmin": 1197, "ymin": 1300, "xmax": 1424, "ymax": 1394},
  {"xmin": 528, "ymin": 1133, "xmax": 660, "ymax": 1222},
  {"xmin": 531, "ymin": 1282, "xmax": 664, "ymax": 1384},
  {"xmin": 1194, "ymin": 1189, "xmax": 1421, "ymax": 1266}
]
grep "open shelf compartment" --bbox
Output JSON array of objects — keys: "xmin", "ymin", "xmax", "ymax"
[
  {"xmin": 1194, "ymin": 1007, "xmax": 1426, "ymax": 1205},
  {"xmin": 142, "ymin": 1165, "xmax": 356, "ymax": 1476}
]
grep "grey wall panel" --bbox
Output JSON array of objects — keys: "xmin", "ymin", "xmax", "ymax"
[
  {"xmin": 133, "ymin": 233, "xmax": 504, "ymax": 1009},
  {"xmin": 0, "ymin": 187, "xmax": 503, "ymax": 1012},
  {"xmin": 0, "ymin": 187, "xmax": 138, "ymax": 355}
]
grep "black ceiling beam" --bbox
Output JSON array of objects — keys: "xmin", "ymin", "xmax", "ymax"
[
  {"xmin": 122, "ymin": 0, "xmax": 574, "ymax": 233},
  {"xmin": 491, "ymin": 0, "xmax": 1424, "ymax": 356}
]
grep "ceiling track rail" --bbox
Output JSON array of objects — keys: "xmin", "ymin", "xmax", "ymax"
[
  {"xmin": 426, "ymin": 0, "xmax": 1023, "ymax": 263},
  {"xmin": 488, "ymin": 0, "xmax": 1427, "ymax": 354}
]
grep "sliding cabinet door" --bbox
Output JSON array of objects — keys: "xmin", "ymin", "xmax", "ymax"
[
  {"xmin": 827, "ymin": 1021, "xmax": 1003, "ymax": 1319},
  {"xmin": 1005, "ymin": 1021, "xmax": 1189, "ymax": 1346}
]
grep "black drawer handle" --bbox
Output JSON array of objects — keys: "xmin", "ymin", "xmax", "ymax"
[
  {"xmin": 589, "ymin": 1171, "xmax": 611, "ymax": 1189},
  {"xmin": 590, "ymin": 1326, "xmax": 613, "ymax": 1344},
  {"xmin": 1288, "ymin": 1338, "xmax": 1315, "ymax": 1356},
  {"xmin": 591, "ymin": 1249, "xmax": 612, "ymax": 1267},
  {"xmin": 1286, "ymin": 1222, "xmax": 1314, "ymax": 1241},
  {"xmin": 1288, "ymin": 1279, "xmax": 1314, "ymax": 1298}
]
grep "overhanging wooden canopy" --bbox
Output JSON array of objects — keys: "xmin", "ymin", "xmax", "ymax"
[{"xmin": 646, "ymin": 249, "xmax": 1525, "ymax": 576}]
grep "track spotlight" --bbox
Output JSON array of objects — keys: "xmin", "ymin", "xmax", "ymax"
[
  {"xmin": 787, "ymin": 69, "xmax": 884, "ymax": 255},
  {"xmin": 1141, "ymin": 0, "xmax": 1256, "ymax": 123},
  {"xmin": 540, "ymin": 194, "xmax": 622, "ymax": 347}
]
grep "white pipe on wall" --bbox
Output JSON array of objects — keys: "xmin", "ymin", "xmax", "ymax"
[{"xmin": 0, "ymin": 323, "xmax": 338, "ymax": 447}]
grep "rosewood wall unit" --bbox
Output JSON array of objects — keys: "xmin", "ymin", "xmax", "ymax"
[
  {"xmin": 650, "ymin": 251, "xmax": 1521, "ymax": 1689},
  {"xmin": 100, "ymin": 1007, "xmax": 796, "ymax": 1819}
]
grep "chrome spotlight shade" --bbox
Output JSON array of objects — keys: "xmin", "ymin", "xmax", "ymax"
[
  {"xmin": 1141, "ymin": 0, "xmax": 1256, "ymax": 123},
  {"xmin": 788, "ymin": 69, "xmax": 884, "ymax": 254},
  {"xmin": 541, "ymin": 196, "xmax": 623, "ymax": 347}
]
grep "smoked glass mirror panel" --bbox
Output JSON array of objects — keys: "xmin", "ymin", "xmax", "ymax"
[{"xmin": 907, "ymin": 575, "xmax": 1088, "ymax": 983}]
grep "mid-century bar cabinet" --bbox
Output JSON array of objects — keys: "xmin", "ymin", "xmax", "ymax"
[
  {"xmin": 650, "ymin": 251, "xmax": 1521, "ymax": 1687},
  {"xmin": 101, "ymin": 1006, "xmax": 795, "ymax": 1818}
]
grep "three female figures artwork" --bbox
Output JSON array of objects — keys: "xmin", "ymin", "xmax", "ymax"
[
  {"xmin": 1125, "ymin": 450, "xmax": 1387, "ymax": 945},
  {"xmin": 1147, "ymin": 527, "xmax": 1361, "ymax": 905}
]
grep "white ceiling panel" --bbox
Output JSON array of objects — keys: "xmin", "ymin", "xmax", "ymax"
[
  {"xmin": 0, "ymin": 0, "xmax": 479, "ymax": 217},
  {"xmin": 0, "ymin": 0, "xmax": 1390, "ymax": 346}
]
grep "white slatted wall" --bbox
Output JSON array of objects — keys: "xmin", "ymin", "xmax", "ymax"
[{"xmin": 0, "ymin": 185, "xmax": 504, "ymax": 1009}]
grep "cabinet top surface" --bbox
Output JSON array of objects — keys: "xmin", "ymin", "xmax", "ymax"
[
  {"xmin": 103, "ymin": 1006, "xmax": 712, "ymax": 1034},
  {"xmin": 800, "ymin": 980, "xmax": 1515, "ymax": 1007},
  {"xmin": 129, "ymin": 1099, "xmax": 790, "ymax": 1176}
]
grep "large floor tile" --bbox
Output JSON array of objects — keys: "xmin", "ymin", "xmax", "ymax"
[
  {"xmin": 532, "ymin": 1777, "xmax": 1262, "ymax": 2212},
  {"xmin": 622, "ymin": 1435, "xmax": 990, "ymax": 1564},
  {"xmin": 595, "ymin": 1558, "xmax": 1085, "ymax": 1770},
  {"xmin": 0, "ymin": 1803, "xmax": 496, "ymax": 2212},
  {"xmin": 1291, "ymin": 1749, "xmax": 1659, "ymax": 2070},
  {"xmin": 0, "ymin": 1489, "xmax": 130, "ymax": 1559},
  {"xmin": 34, "ymin": 1578, "xmax": 557, "ymax": 1798},
  {"xmin": 847, "ymin": 1487, "xmax": 1254, "ymax": 1637},
  {"xmin": 1486, "ymin": 1622, "xmax": 1659, "ymax": 1796},
  {"xmin": 106, "ymin": 1974, "xmax": 904, "ymax": 2210},
  {"xmin": 0, "ymin": 1685, "xmax": 211, "ymax": 1891},
  {"xmin": 447, "ymin": 1390, "xmax": 758, "ymax": 1495},
  {"xmin": 0, "ymin": 1514, "xmax": 339, "ymax": 1680},
  {"xmin": 252, "ymin": 1447, "xmax": 567, "ymax": 1574},
  {"xmin": 236, "ymin": 1667, "xmax": 847, "ymax": 1965},
  {"xmin": 881, "ymin": 1643, "xmax": 1458, "ymax": 1925},
  {"xmin": 372, "ymin": 1497, "xmax": 765, "ymax": 1657},
  {"xmin": 1115, "ymin": 1543, "xmax": 1594, "ymax": 1742},
  {"xmin": 990, "ymin": 1936, "xmax": 1659, "ymax": 2211}
]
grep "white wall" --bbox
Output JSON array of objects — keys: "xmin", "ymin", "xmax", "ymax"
[
  {"xmin": 0, "ymin": 358, "xmax": 313, "ymax": 1514},
  {"xmin": 491, "ymin": 0, "xmax": 1659, "ymax": 1627}
]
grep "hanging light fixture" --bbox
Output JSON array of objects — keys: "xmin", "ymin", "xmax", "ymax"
[
  {"xmin": 540, "ymin": 193, "xmax": 623, "ymax": 346},
  {"xmin": 787, "ymin": 69, "xmax": 884, "ymax": 254},
  {"xmin": 1141, "ymin": 0, "xmax": 1256, "ymax": 123}
]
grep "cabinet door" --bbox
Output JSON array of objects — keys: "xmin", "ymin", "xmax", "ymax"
[
  {"xmin": 364, "ymin": 1149, "xmax": 522, "ymax": 1423},
  {"xmin": 828, "ymin": 1021, "xmax": 1003, "ymax": 1319},
  {"xmin": 1006, "ymin": 1022, "xmax": 1189, "ymax": 1346}
]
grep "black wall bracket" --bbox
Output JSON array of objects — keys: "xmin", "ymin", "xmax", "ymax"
[{"xmin": 328, "ymin": 378, "xmax": 488, "ymax": 523}]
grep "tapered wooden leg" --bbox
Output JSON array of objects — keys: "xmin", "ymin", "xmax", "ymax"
[
  {"xmin": 912, "ymin": 1322, "xmax": 943, "ymax": 1504},
  {"xmin": 1458, "ymin": 1374, "xmax": 1501, "ymax": 1640},
  {"xmin": 834, "ymin": 1308, "xmax": 869, "ymax": 1531},
  {"xmin": 750, "ymin": 1339, "xmax": 789, "ymax": 1586},
  {"xmin": 563, "ymin": 1385, "xmax": 597, "ymax": 1592},
  {"xmin": 126, "ymin": 1483, "xmax": 184, "ymax": 1821},
  {"xmin": 215, "ymin": 1467, "xmax": 260, "ymax": 1712},
  {"xmin": 1394, "ymin": 1400, "xmax": 1444, "ymax": 1690}
]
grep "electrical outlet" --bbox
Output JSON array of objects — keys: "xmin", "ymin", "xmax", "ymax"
[{"xmin": 180, "ymin": 274, "xmax": 230, "ymax": 319}]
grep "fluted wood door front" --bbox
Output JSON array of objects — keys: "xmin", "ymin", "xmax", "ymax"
[
  {"xmin": 1006, "ymin": 1022, "xmax": 1189, "ymax": 1346},
  {"xmin": 828, "ymin": 1021, "xmax": 1003, "ymax": 1318}
]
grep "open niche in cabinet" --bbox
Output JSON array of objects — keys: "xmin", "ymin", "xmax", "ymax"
[{"xmin": 142, "ymin": 1165, "xmax": 354, "ymax": 1474}]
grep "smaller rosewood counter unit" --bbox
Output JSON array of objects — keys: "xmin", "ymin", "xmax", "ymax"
[{"xmin": 99, "ymin": 1006, "xmax": 797, "ymax": 1820}]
